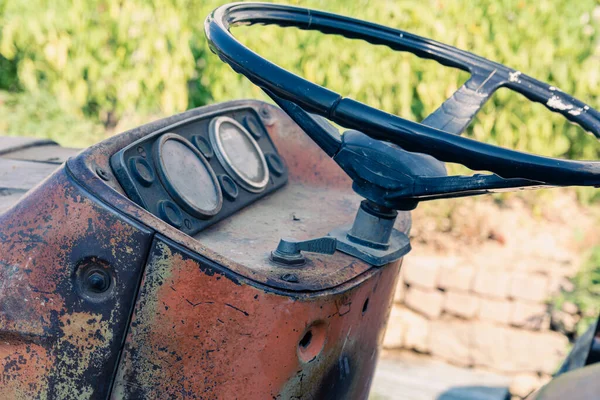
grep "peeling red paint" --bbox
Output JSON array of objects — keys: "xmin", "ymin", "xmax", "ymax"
[
  {"xmin": 112, "ymin": 239, "xmax": 402, "ymax": 399},
  {"xmin": 0, "ymin": 168, "xmax": 153, "ymax": 399}
]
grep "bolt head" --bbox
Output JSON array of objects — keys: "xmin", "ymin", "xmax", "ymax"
[{"xmin": 86, "ymin": 271, "xmax": 110, "ymax": 293}]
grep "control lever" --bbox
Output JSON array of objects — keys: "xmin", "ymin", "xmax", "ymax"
[{"xmin": 270, "ymin": 237, "xmax": 337, "ymax": 266}]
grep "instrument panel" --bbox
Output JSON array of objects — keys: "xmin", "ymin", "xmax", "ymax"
[{"xmin": 111, "ymin": 107, "xmax": 287, "ymax": 235}]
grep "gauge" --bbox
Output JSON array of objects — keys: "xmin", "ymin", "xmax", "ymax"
[
  {"xmin": 154, "ymin": 133, "xmax": 222, "ymax": 219},
  {"xmin": 209, "ymin": 116, "xmax": 269, "ymax": 193}
]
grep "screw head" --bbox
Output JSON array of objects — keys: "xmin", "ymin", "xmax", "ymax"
[
  {"xmin": 96, "ymin": 167, "xmax": 110, "ymax": 181},
  {"xmin": 259, "ymin": 106, "xmax": 275, "ymax": 126}
]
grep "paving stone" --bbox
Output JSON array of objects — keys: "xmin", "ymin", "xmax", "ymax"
[
  {"xmin": 506, "ymin": 329, "xmax": 569, "ymax": 374},
  {"xmin": 371, "ymin": 354, "xmax": 511, "ymax": 400},
  {"xmin": 473, "ymin": 323, "xmax": 568, "ymax": 374},
  {"xmin": 400, "ymin": 307, "xmax": 430, "ymax": 353},
  {"xmin": 562, "ymin": 301, "xmax": 578, "ymax": 315},
  {"xmin": 472, "ymin": 322, "xmax": 512, "ymax": 370},
  {"xmin": 444, "ymin": 290, "xmax": 479, "ymax": 319},
  {"xmin": 402, "ymin": 257, "xmax": 440, "ymax": 289},
  {"xmin": 383, "ymin": 305, "xmax": 405, "ymax": 349},
  {"xmin": 510, "ymin": 301, "xmax": 549, "ymax": 330},
  {"xmin": 479, "ymin": 298, "xmax": 511, "ymax": 324},
  {"xmin": 393, "ymin": 281, "xmax": 406, "ymax": 304},
  {"xmin": 429, "ymin": 318, "xmax": 472, "ymax": 366},
  {"xmin": 510, "ymin": 373, "xmax": 547, "ymax": 398},
  {"xmin": 438, "ymin": 265, "xmax": 476, "ymax": 292},
  {"xmin": 550, "ymin": 309, "xmax": 579, "ymax": 334},
  {"xmin": 548, "ymin": 275, "xmax": 575, "ymax": 296},
  {"xmin": 510, "ymin": 273, "xmax": 549, "ymax": 302},
  {"xmin": 473, "ymin": 269, "xmax": 511, "ymax": 299},
  {"xmin": 405, "ymin": 286, "xmax": 444, "ymax": 319}
]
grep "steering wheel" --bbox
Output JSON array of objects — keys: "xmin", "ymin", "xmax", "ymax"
[{"xmin": 205, "ymin": 2, "xmax": 600, "ymax": 206}]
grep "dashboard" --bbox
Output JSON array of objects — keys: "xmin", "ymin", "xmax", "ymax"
[
  {"xmin": 110, "ymin": 106, "xmax": 287, "ymax": 236},
  {"xmin": 63, "ymin": 99, "xmax": 411, "ymax": 292}
]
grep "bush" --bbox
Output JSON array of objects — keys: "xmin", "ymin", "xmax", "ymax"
[
  {"xmin": 0, "ymin": 90, "xmax": 104, "ymax": 147},
  {"xmin": 1, "ymin": 0, "xmax": 599, "ymax": 159},
  {"xmin": 0, "ymin": 0, "xmax": 195, "ymax": 127}
]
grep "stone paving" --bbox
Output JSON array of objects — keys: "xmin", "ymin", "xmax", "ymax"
[
  {"xmin": 371, "ymin": 353, "xmax": 511, "ymax": 400},
  {"xmin": 382, "ymin": 193, "xmax": 599, "ymax": 398}
]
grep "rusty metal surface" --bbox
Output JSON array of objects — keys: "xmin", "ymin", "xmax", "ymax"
[
  {"xmin": 0, "ymin": 100, "xmax": 411, "ymax": 398},
  {"xmin": 195, "ymin": 105, "xmax": 410, "ymax": 291},
  {"xmin": 195, "ymin": 183, "xmax": 374, "ymax": 290},
  {"xmin": 0, "ymin": 167, "xmax": 153, "ymax": 399},
  {"xmin": 67, "ymin": 100, "xmax": 411, "ymax": 291},
  {"xmin": 112, "ymin": 236, "xmax": 402, "ymax": 399}
]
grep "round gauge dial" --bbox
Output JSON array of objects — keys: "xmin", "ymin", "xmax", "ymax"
[
  {"xmin": 154, "ymin": 133, "xmax": 222, "ymax": 219},
  {"xmin": 209, "ymin": 116, "xmax": 269, "ymax": 193}
]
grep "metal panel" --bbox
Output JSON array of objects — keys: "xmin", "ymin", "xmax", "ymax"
[
  {"xmin": 0, "ymin": 136, "xmax": 56, "ymax": 155},
  {"xmin": 0, "ymin": 168, "xmax": 153, "ymax": 399},
  {"xmin": 0, "ymin": 158, "xmax": 59, "ymax": 191},
  {"xmin": 111, "ymin": 236, "xmax": 401, "ymax": 399}
]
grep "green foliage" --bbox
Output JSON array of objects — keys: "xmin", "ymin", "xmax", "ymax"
[
  {"xmin": 0, "ymin": 0, "xmax": 600, "ymax": 158},
  {"xmin": 0, "ymin": 90, "xmax": 104, "ymax": 147},
  {"xmin": 555, "ymin": 247, "xmax": 600, "ymax": 336},
  {"xmin": 0, "ymin": 0, "xmax": 195, "ymax": 127}
]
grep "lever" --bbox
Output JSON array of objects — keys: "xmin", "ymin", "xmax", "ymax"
[{"xmin": 270, "ymin": 237, "xmax": 337, "ymax": 266}]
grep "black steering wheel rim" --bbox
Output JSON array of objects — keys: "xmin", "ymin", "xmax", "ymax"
[{"xmin": 205, "ymin": 2, "xmax": 600, "ymax": 186}]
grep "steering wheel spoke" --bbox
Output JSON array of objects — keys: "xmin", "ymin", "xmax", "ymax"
[{"xmin": 422, "ymin": 71, "xmax": 501, "ymax": 135}]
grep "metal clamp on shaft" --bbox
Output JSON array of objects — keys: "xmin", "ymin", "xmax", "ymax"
[{"xmin": 328, "ymin": 200, "xmax": 411, "ymax": 267}]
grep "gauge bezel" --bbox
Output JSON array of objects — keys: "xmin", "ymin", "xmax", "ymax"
[
  {"xmin": 209, "ymin": 116, "xmax": 270, "ymax": 193},
  {"xmin": 154, "ymin": 133, "xmax": 223, "ymax": 219}
]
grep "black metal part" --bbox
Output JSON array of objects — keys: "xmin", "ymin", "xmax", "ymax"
[
  {"xmin": 328, "ymin": 201, "xmax": 411, "ymax": 267},
  {"xmin": 219, "ymin": 174, "xmax": 239, "ymax": 201},
  {"xmin": 86, "ymin": 270, "xmax": 111, "ymax": 293},
  {"xmin": 266, "ymin": 152, "xmax": 285, "ymax": 177},
  {"xmin": 205, "ymin": 2, "xmax": 600, "ymax": 198},
  {"xmin": 158, "ymin": 200, "xmax": 184, "ymax": 228},
  {"xmin": 266, "ymin": 75, "xmax": 545, "ymax": 209},
  {"xmin": 346, "ymin": 201, "xmax": 398, "ymax": 250},
  {"xmin": 191, "ymin": 134, "xmax": 214, "ymax": 159},
  {"xmin": 110, "ymin": 106, "xmax": 288, "ymax": 236},
  {"xmin": 266, "ymin": 90, "xmax": 341, "ymax": 158},
  {"xmin": 271, "ymin": 236, "xmax": 337, "ymax": 266},
  {"xmin": 130, "ymin": 156, "xmax": 155, "ymax": 187},
  {"xmin": 243, "ymin": 115, "xmax": 263, "ymax": 139},
  {"xmin": 558, "ymin": 317, "xmax": 600, "ymax": 375},
  {"xmin": 75, "ymin": 257, "xmax": 116, "ymax": 302}
]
